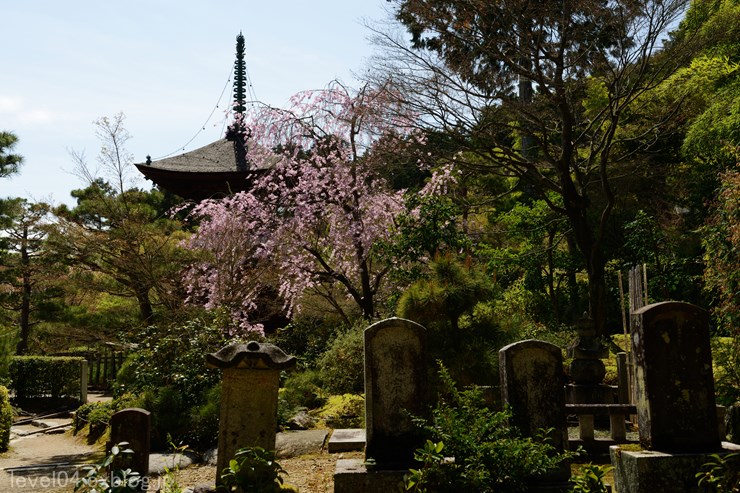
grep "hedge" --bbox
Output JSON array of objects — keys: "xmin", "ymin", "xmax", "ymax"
[
  {"xmin": 9, "ymin": 356, "xmax": 85, "ymax": 400},
  {"xmin": 0, "ymin": 386, "xmax": 12, "ymax": 451}
]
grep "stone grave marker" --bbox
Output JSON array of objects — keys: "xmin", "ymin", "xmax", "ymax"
[
  {"xmin": 108, "ymin": 408, "xmax": 151, "ymax": 485},
  {"xmin": 499, "ymin": 339, "xmax": 570, "ymax": 488},
  {"xmin": 206, "ymin": 341, "xmax": 296, "ymax": 483},
  {"xmin": 631, "ymin": 301, "xmax": 720, "ymax": 452},
  {"xmin": 364, "ymin": 317, "xmax": 427, "ymax": 469}
]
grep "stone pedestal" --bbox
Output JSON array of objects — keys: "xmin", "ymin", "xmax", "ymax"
[
  {"xmin": 334, "ymin": 459, "xmax": 407, "ymax": 493},
  {"xmin": 610, "ymin": 443, "xmax": 740, "ymax": 493},
  {"xmin": 206, "ymin": 341, "xmax": 296, "ymax": 484}
]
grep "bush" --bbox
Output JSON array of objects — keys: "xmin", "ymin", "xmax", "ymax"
[
  {"xmin": 281, "ymin": 370, "xmax": 325, "ymax": 410},
  {"xmin": 317, "ymin": 327, "xmax": 364, "ymax": 395},
  {"xmin": 113, "ymin": 318, "xmax": 231, "ymax": 451},
  {"xmin": 74, "ymin": 401, "xmax": 113, "ymax": 436},
  {"xmin": 0, "ymin": 386, "xmax": 13, "ymax": 451},
  {"xmin": 10, "ymin": 356, "xmax": 84, "ymax": 400},
  {"xmin": 187, "ymin": 384, "xmax": 221, "ymax": 449},
  {"xmin": 316, "ymin": 394, "xmax": 365, "ymax": 429},
  {"xmin": 403, "ymin": 365, "xmax": 575, "ymax": 493}
]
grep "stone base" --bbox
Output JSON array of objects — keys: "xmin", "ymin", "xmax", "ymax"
[
  {"xmin": 610, "ymin": 443, "xmax": 740, "ymax": 493},
  {"xmin": 566, "ymin": 384, "xmax": 616, "ymax": 405},
  {"xmin": 333, "ymin": 459, "xmax": 407, "ymax": 493},
  {"xmin": 328, "ymin": 429, "xmax": 365, "ymax": 453}
]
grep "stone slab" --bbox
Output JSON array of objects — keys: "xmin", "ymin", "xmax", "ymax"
[
  {"xmin": 333, "ymin": 458, "xmax": 407, "ymax": 493},
  {"xmin": 610, "ymin": 443, "xmax": 740, "ymax": 493},
  {"xmin": 328, "ymin": 429, "xmax": 365, "ymax": 453},
  {"xmin": 275, "ymin": 429, "xmax": 328, "ymax": 458}
]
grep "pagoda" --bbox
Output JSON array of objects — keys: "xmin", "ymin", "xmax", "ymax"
[{"xmin": 135, "ymin": 33, "xmax": 265, "ymax": 201}]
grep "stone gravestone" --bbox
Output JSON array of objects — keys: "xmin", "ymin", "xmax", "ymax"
[
  {"xmin": 364, "ymin": 318, "xmax": 427, "ymax": 469},
  {"xmin": 206, "ymin": 341, "xmax": 296, "ymax": 484},
  {"xmin": 108, "ymin": 408, "xmax": 151, "ymax": 487},
  {"xmin": 499, "ymin": 339, "xmax": 570, "ymax": 489},
  {"xmin": 630, "ymin": 301, "xmax": 720, "ymax": 452}
]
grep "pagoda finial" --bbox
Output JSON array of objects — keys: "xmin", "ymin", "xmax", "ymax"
[{"xmin": 233, "ymin": 32, "xmax": 247, "ymax": 115}]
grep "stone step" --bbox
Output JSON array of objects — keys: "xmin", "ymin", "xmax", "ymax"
[{"xmin": 328, "ymin": 428, "xmax": 365, "ymax": 453}]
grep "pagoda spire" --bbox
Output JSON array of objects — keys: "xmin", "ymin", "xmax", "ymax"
[{"xmin": 233, "ymin": 32, "xmax": 247, "ymax": 115}]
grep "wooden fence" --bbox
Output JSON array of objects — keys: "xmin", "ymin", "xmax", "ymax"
[{"xmin": 53, "ymin": 345, "xmax": 127, "ymax": 390}]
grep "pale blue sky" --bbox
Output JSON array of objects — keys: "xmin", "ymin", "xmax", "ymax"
[{"xmin": 2, "ymin": 1, "xmax": 392, "ymax": 205}]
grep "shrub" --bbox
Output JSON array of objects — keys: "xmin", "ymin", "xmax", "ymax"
[
  {"xmin": 570, "ymin": 463, "xmax": 613, "ymax": 493},
  {"xmin": 187, "ymin": 384, "xmax": 221, "ymax": 450},
  {"xmin": 0, "ymin": 386, "xmax": 13, "ymax": 451},
  {"xmin": 316, "ymin": 394, "xmax": 365, "ymax": 429},
  {"xmin": 317, "ymin": 327, "xmax": 364, "ymax": 395},
  {"xmin": 696, "ymin": 452, "xmax": 740, "ymax": 493},
  {"xmin": 113, "ymin": 318, "xmax": 230, "ymax": 450},
  {"xmin": 220, "ymin": 446, "xmax": 297, "ymax": 492},
  {"xmin": 403, "ymin": 365, "xmax": 575, "ymax": 493},
  {"xmin": 281, "ymin": 370, "xmax": 325, "ymax": 410},
  {"xmin": 10, "ymin": 356, "xmax": 84, "ymax": 400}
]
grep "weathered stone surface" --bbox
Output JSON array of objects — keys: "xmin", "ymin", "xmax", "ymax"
[
  {"xmin": 364, "ymin": 318, "xmax": 427, "ymax": 469},
  {"xmin": 275, "ymin": 429, "xmax": 328, "ymax": 458},
  {"xmin": 334, "ymin": 459, "xmax": 407, "ymax": 493},
  {"xmin": 631, "ymin": 301, "xmax": 720, "ymax": 452},
  {"xmin": 610, "ymin": 443, "xmax": 740, "ymax": 493},
  {"xmin": 108, "ymin": 408, "xmax": 151, "ymax": 484},
  {"xmin": 499, "ymin": 339, "xmax": 570, "ymax": 487},
  {"xmin": 328, "ymin": 428, "xmax": 366, "ymax": 453},
  {"xmin": 210, "ymin": 341, "xmax": 296, "ymax": 485},
  {"xmin": 499, "ymin": 339, "xmax": 568, "ymax": 452}
]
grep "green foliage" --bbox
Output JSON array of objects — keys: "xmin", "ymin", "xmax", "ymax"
[
  {"xmin": 712, "ymin": 338, "xmax": 740, "ymax": 406},
  {"xmin": 0, "ymin": 386, "xmax": 13, "ymax": 452},
  {"xmin": 316, "ymin": 394, "xmax": 365, "ymax": 429},
  {"xmin": 696, "ymin": 452, "xmax": 740, "ymax": 492},
  {"xmin": 0, "ymin": 131, "xmax": 23, "ymax": 178},
  {"xmin": 188, "ymin": 384, "xmax": 221, "ymax": 448},
  {"xmin": 75, "ymin": 442, "xmax": 142, "ymax": 493},
  {"xmin": 397, "ymin": 256, "xmax": 502, "ymax": 386},
  {"xmin": 703, "ymin": 169, "xmax": 740, "ymax": 335},
  {"xmin": 384, "ymin": 194, "xmax": 470, "ymax": 284},
  {"xmin": 317, "ymin": 326, "xmax": 364, "ymax": 395},
  {"xmin": 281, "ymin": 370, "xmax": 325, "ymax": 411},
  {"xmin": 403, "ymin": 365, "xmax": 574, "ymax": 493},
  {"xmin": 114, "ymin": 318, "xmax": 229, "ymax": 449},
  {"xmin": 74, "ymin": 401, "xmax": 114, "ymax": 436},
  {"xmin": 0, "ymin": 328, "xmax": 14, "ymax": 387},
  {"xmin": 569, "ymin": 463, "xmax": 613, "ymax": 493},
  {"xmin": 219, "ymin": 446, "xmax": 294, "ymax": 493},
  {"xmin": 9, "ymin": 356, "xmax": 84, "ymax": 400},
  {"xmin": 269, "ymin": 315, "xmax": 339, "ymax": 371}
]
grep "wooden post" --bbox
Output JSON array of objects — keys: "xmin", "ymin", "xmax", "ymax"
[{"xmin": 80, "ymin": 360, "xmax": 88, "ymax": 403}]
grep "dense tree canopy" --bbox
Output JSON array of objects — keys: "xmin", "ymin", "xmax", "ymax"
[
  {"xmin": 375, "ymin": 0, "xmax": 698, "ymax": 335},
  {"xmin": 0, "ymin": 131, "xmax": 23, "ymax": 179}
]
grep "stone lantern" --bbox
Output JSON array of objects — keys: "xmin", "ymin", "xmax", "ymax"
[{"xmin": 206, "ymin": 341, "xmax": 296, "ymax": 480}]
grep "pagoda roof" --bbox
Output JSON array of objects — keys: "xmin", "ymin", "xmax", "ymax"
[{"xmin": 135, "ymin": 138, "xmax": 270, "ymax": 201}]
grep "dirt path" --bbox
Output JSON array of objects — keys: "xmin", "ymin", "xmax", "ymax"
[
  {"xmin": 0, "ymin": 427, "xmax": 103, "ymax": 493},
  {"xmin": 0, "ymin": 421, "xmax": 360, "ymax": 493}
]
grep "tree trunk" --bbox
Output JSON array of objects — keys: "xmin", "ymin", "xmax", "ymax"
[
  {"xmin": 134, "ymin": 285, "xmax": 154, "ymax": 323},
  {"xmin": 15, "ymin": 225, "xmax": 31, "ymax": 355}
]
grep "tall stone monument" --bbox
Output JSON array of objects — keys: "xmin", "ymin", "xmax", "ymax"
[
  {"xmin": 610, "ymin": 302, "xmax": 738, "ymax": 493},
  {"xmin": 334, "ymin": 318, "xmax": 427, "ymax": 493},
  {"xmin": 206, "ymin": 341, "xmax": 296, "ymax": 483},
  {"xmin": 499, "ymin": 339, "xmax": 570, "ymax": 490},
  {"xmin": 364, "ymin": 317, "xmax": 427, "ymax": 469},
  {"xmin": 631, "ymin": 301, "xmax": 719, "ymax": 451}
]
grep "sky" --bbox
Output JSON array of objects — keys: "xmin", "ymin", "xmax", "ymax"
[{"xmin": 2, "ymin": 1, "xmax": 393, "ymax": 206}]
